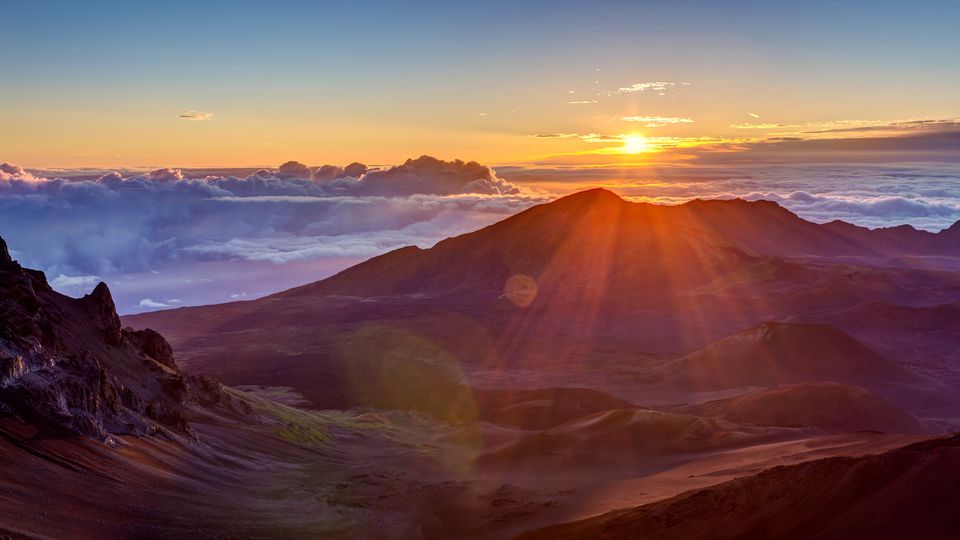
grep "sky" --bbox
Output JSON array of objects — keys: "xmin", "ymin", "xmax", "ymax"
[
  {"xmin": 3, "ymin": 1, "xmax": 959, "ymax": 167},
  {"xmin": 2, "ymin": 1, "xmax": 960, "ymax": 312}
]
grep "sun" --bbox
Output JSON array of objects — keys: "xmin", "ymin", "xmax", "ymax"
[{"xmin": 621, "ymin": 134, "xmax": 649, "ymax": 154}]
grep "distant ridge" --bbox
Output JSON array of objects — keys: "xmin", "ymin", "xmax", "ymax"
[{"xmin": 277, "ymin": 189, "xmax": 960, "ymax": 300}]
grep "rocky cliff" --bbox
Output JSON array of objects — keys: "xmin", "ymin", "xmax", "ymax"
[{"xmin": 0, "ymin": 236, "xmax": 231, "ymax": 445}]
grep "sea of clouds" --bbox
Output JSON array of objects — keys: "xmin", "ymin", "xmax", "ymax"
[
  {"xmin": 0, "ymin": 157, "xmax": 544, "ymax": 312},
  {"xmin": 2, "ymin": 158, "xmax": 959, "ymax": 312},
  {"xmin": 503, "ymin": 162, "xmax": 960, "ymax": 230}
]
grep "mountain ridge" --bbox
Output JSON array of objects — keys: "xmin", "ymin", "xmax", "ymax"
[{"xmin": 273, "ymin": 189, "xmax": 960, "ymax": 300}]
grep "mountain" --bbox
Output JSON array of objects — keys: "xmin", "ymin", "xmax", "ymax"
[
  {"xmin": 660, "ymin": 322, "xmax": 919, "ymax": 391},
  {"xmin": 278, "ymin": 188, "xmax": 757, "ymax": 299},
  {"xmin": 679, "ymin": 382, "xmax": 926, "ymax": 433},
  {"xmin": 278, "ymin": 189, "xmax": 960, "ymax": 300},
  {"xmin": 517, "ymin": 434, "xmax": 960, "ymax": 540},
  {"xmin": 126, "ymin": 189, "xmax": 960, "ymax": 414}
]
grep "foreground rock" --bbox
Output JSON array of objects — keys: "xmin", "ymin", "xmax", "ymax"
[{"xmin": 0, "ymin": 236, "xmax": 230, "ymax": 445}]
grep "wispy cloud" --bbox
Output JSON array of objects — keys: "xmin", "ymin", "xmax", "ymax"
[
  {"xmin": 619, "ymin": 115, "xmax": 694, "ymax": 127},
  {"xmin": 731, "ymin": 122, "xmax": 792, "ymax": 129},
  {"xmin": 608, "ymin": 81, "xmax": 690, "ymax": 96},
  {"xmin": 177, "ymin": 110, "xmax": 214, "ymax": 121},
  {"xmin": 731, "ymin": 118, "xmax": 960, "ymax": 135},
  {"xmin": 139, "ymin": 298, "xmax": 173, "ymax": 308},
  {"xmin": 533, "ymin": 133, "xmax": 580, "ymax": 138},
  {"xmin": 748, "ymin": 112, "xmax": 761, "ymax": 119},
  {"xmin": 802, "ymin": 118, "xmax": 960, "ymax": 135},
  {"xmin": 567, "ymin": 100, "xmax": 598, "ymax": 105}
]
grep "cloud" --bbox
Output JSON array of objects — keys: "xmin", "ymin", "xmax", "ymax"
[
  {"xmin": 567, "ymin": 100, "xmax": 598, "ymax": 104},
  {"xmin": 802, "ymin": 119, "xmax": 960, "ymax": 135},
  {"xmin": 49, "ymin": 274, "xmax": 101, "ymax": 296},
  {"xmin": 138, "ymin": 298, "xmax": 173, "ymax": 308},
  {"xmin": 608, "ymin": 81, "xmax": 690, "ymax": 96},
  {"xmin": 499, "ymin": 161, "xmax": 960, "ymax": 231},
  {"xmin": 743, "ymin": 190, "xmax": 960, "ymax": 225},
  {"xmin": 312, "ymin": 162, "xmax": 369, "ymax": 181},
  {"xmin": 619, "ymin": 116, "xmax": 695, "ymax": 127},
  {"xmin": 0, "ymin": 157, "xmax": 541, "ymax": 311},
  {"xmin": 533, "ymin": 133, "xmax": 580, "ymax": 139},
  {"xmin": 277, "ymin": 161, "xmax": 312, "ymax": 178},
  {"xmin": 729, "ymin": 118, "xmax": 960, "ymax": 135},
  {"xmin": 1, "ymin": 163, "xmax": 39, "ymax": 181},
  {"xmin": 140, "ymin": 168, "xmax": 185, "ymax": 182},
  {"xmin": 687, "ymin": 128, "xmax": 960, "ymax": 164},
  {"xmin": 177, "ymin": 111, "xmax": 214, "ymax": 121},
  {"xmin": 323, "ymin": 155, "xmax": 522, "ymax": 196},
  {"xmin": 748, "ymin": 112, "xmax": 760, "ymax": 119},
  {"xmin": 731, "ymin": 122, "xmax": 793, "ymax": 129},
  {"xmin": 4, "ymin": 147, "xmax": 957, "ymax": 312}
]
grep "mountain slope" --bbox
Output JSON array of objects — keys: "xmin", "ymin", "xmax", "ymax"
[
  {"xmin": 517, "ymin": 434, "xmax": 960, "ymax": 540},
  {"xmin": 278, "ymin": 189, "xmax": 960, "ymax": 300},
  {"xmin": 278, "ymin": 188, "xmax": 758, "ymax": 299},
  {"xmin": 476, "ymin": 408, "xmax": 798, "ymax": 475},
  {"xmin": 125, "ymin": 190, "xmax": 960, "ymax": 413},
  {"xmin": 661, "ymin": 322, "xmax": 918, "ymax": 391},
  {"xmin": 0, "ymin": 236, "xmax": 488, "ymax": 538},
  {"xmin": 680, "ymin": 383, "xmax": 926, "ymax": 433}
]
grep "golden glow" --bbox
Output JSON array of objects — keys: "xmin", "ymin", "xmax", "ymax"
[{"xmin": 620, "ymin": 134, "xmax": 649, "ymax": 154}]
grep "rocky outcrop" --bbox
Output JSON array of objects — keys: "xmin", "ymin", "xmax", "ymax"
[
  {"xmin": 83, "ymin": 282, "xmax": 123, "ymax": 346},
  {"xmin": 0, "ymin": 236, "xmax": 12, "ymax": 265},
  {"xmin": 0, "ymin": 235, "xmax": 232, "ymax": 445},
  {"xmin": 123, "ymin": 327, "xmax": 176, "ymax": 368}
]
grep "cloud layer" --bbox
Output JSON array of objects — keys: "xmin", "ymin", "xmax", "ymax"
[
  {"xmin": 0, "ymin": 158, "xmax": 541, "ymax": 312},
  {"xmin": 499, "ymin": 162, "xmax": 960, "ymax": 231},
  {"xmin": 2, "ymin": 156, "xmax": 958, "ymax": 312}
]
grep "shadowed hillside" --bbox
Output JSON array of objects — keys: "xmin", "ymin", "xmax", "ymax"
[{"xmin": 518, "ymin": 434, "xmax": 960, "ymax": 540}]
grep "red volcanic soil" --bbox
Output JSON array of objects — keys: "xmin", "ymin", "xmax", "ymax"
[
  {"xmin": 517, "ymin": 434, "xmax": 960, "ymax": 540},
  {"xmin": 661, "ymin": 321, "xmax": 920, "ymax": 391},
  {"xmin": 679, "ymin": 382, "xmax": 926, "ymax": 434},
  {"xmin": 472, "ymin": 387, "xmax": 632, "ymax": 430},
  {"xmin": 476, "ymin": 408, "xmax": 800, "ymax": 476}
]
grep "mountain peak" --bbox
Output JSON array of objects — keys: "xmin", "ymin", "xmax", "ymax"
[
  {"xmin": 549, "ymin": 188, "xmax": 626, "ymax": 212},
  {"xmin": 83, "ymin": 281, "xmax": 123, "ymax": 344},
  {"xmin": 558, "ymin": 187, "xmax": 624, "ymax": 203}
]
